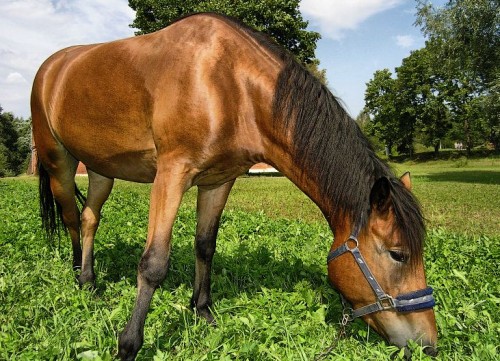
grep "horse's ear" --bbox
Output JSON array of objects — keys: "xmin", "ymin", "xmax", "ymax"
[
  {"xmin": 400, "ymin": 171, "xmax": 412, "ymax": 191},
  {"xmin": 370, "ymin": 177, "xmax": 392, "ymax": 214}
]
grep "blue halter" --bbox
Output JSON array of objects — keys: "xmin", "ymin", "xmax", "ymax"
[{"xmin": 327, "ymin": 234, "xmax": 435, "ymax": 319}]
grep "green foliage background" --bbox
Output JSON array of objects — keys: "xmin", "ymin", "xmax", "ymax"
[
  {"xmin": 364, "ymin": 0, "xmax": 499, "ymax": 154},
  {"xmin": 0, "ymin": 106, "xmax": 31, "ymax": 177},
  {"xmin": 0, "ymin": 157, "xmax": 499, "ymax": 360}
]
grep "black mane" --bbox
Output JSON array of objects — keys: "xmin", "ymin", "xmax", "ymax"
[
  {"xmin": 273, "ymin": 56, "xmax": 388, "ymax": 225},
  {"xmin": 271, "ymin": 56, "xmax": 425, "ymax": 265},
  {"xmin": 186, "ymin": 13, "xmax": 425, "ymax": 264}
]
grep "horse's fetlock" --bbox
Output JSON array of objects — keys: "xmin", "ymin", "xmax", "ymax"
[{"xmin": 72, "ymin": 250, "xmax": 82, "ymax": 270}]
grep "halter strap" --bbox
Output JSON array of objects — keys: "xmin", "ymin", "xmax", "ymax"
[{"xmin": 327, "ymin": 234, "xmax": 435, "ymax": 319}]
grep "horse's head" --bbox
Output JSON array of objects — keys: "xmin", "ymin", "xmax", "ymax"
[{"xmin": 327, "ymin": 173, "xmax": 437, "ymax": 356}]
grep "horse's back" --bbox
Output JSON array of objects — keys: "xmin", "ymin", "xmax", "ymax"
[{"xmin": 32, "ymin": 14, "xmax": 280, "ymax": 184}]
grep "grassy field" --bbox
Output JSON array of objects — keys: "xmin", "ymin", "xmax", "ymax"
[{"xmin": 0, "ymin": 156, "xmax": 499, "ymax": 360}]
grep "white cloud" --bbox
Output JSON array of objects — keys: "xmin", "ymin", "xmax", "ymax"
[
  {"xmin": 300, "ymin": 0, "xmax": 403, "ymax": 40},
  {"xmin": 6, "ymin": 72, "xmax": 27, "ymax": 84},
  {"xmin": 0, "ymin": 0, "xmax": 135, "ymax": 117},
  {"xmin": 395, "ymin": 35, "xmax": 415, "ymax": 48}
]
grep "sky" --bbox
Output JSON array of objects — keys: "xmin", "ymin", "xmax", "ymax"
[{"xmin": 0, "ymin": 0, "xmax": 444, "ymax": 119}]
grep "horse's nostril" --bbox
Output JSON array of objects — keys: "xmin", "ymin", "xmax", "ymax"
[{"xmin": 423, "ymin": 345, "xmax": 438, "ymax": 357}]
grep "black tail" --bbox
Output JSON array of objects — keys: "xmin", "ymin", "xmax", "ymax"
[
  {"xmin": 38, "ymin": 159, "xmax": 65, "ymax": 239},
  {"xmin": 75, "ymin": 183, "xmax": 87, "ymax": 207}
]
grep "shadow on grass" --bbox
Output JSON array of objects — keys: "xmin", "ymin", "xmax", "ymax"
[
  {"xmin": 95, "ymin": 236, "xmax": 328, "ymax": 295},
  {"xmin": 424, "ymin": 171, "xmax": 500, "ymax": 185},
  {"xmin": 389, "ymin": 149, "xmax": 499, "ymax": 163},
  {"xmin": 92, "ymin": 231, "xmax": 345, "ymax": 324}
]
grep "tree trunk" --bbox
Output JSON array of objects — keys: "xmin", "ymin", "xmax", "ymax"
[
  {"xmin": 434, "ymin": 142, "xmax": 440, "ymax": 155},
  {"xmin": 464, "ymin": 118, "xmax": 472, "ymax": 156}
]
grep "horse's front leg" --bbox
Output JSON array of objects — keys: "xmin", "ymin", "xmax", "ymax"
[
  {"xmin": 191, "ymin": 180, "xmax": 235, "ymax": 323},
  {"xmin": 118, "ymin": 164, "xmax": 190, "ymax": 361}
]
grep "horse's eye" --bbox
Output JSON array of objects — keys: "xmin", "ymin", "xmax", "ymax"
[{"xmin": 389, "ymin": 250, "xmax": 408, "ymax": 263}]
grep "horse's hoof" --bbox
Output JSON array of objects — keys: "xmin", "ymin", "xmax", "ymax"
[
  {"xmin": 118, "ymin": 326, "xmax": 143, "ymax": 361},
  {"xmin": 77, "ymin": 273, "xmax": 96, "ymax": 290},
  {"xmin": 197, "ymin": 307, "xmax": 217, "ymax": 326}
]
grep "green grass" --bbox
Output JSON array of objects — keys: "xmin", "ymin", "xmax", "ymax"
[
  {"xmin": 0, "ymin": 157, "xmax": 499, "ymax": 360},
  {"xmin": 391, "ymin": 156, "xmax": 500, "ymax": 237}
]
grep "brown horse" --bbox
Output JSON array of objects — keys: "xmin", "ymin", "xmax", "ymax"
[{"xmin": 31, "ymin": 13, "xmax": 437, "ymax": 360}]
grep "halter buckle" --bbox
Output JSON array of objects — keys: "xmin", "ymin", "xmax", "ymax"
[{"xmin": 378, "ymin": 295, "xmax": 396, "ymax": 310}]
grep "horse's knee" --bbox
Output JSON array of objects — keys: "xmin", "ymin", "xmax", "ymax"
[
  {"xmin": 138, "ymin": 248, "xmax": 169, "ymax": 288},
  {"xmin": 60, "ymin": 205, "xmax": 80, "ymax": 232}
]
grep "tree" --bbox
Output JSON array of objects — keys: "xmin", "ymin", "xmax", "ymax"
[
  {"xmin": 128, "ymin": 0, "xmax": 321, "ymax": 65},
  {"xmin": 356, "ymin": 109, "xmax": 384, "ymax": 153},
  {"xmin": 478, "ymin": 80, "xmax": 500, "ymax": 149},
  {"xmin": 416, "ymin": 0, "xmax": 500, "ymax": 151},
  {"xmin": 417, "ymin": 0, "xmax": 499, "ymax": 89},
  {"xmin": 364, "ymin": 69, "xmax": 400, "ymax": 156},
  {"xmin": 395, "ymin": 47, "xmax": 451, "ymax": 154},
  {"xmin": 364, "ymin": 48, "xmax": 454, "ymax": 156},
  {"xmin": 0, "ymin": 106, "xmax": 31, "ymax": 177}
]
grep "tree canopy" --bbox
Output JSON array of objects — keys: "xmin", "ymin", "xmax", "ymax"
[
  {"xmin": 364, "ymin": 0, "xmax": 499, "ymax": 155},
  {"xmin": 0, "ymin": 106, "xmax": 31, "ymax": 177},
  {"xmin": 416, "ymin": 0, "xmax": 499, "ymax": 151},
  {"xmin": 128, "ymin": 0, "xmax": 321, "ymax": 65},
  {"xmin": 416, "ymin": 0, "xmax": 499, "ymax": 90}
]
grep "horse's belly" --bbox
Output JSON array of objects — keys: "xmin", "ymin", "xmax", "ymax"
[
  {"xmin": 192, "ymin": 165, "xmax": 250, "ymax": 187},
  {"xmin": 70, "ymin": 144, "xmax": 157, "ymax": 183},
  {"xmin": 98, "ymin": 150, "xmax": 157, "ymax": 183}
]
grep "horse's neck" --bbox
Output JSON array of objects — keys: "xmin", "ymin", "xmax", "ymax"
[{"xmin": 263, "ymin": 138, "xmax": 347, "ymax": 235}]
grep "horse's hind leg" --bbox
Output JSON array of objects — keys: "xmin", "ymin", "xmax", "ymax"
[
  {"xmin": 79, "ymin": 170, "xmax": 114, "ymax": 286},
  {"xmin": 191, "ymin": 180, "xmax": 235, "ymax": 323},
  {"xmin": 42, "ymin": 156, "xmax": 82, "ymax": 270}
]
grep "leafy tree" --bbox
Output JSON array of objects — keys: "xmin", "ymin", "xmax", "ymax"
[
  {"xmin": 364, "ymin": 69, "xmax": 400, "ymax": 156},
  {"xmin": 0, "ymin": 106, "xmax": 31, "ymax": 177},
  {"xmin": 364, "ymin": 49, "xmax": 453, "ymax": 156},
  {"xmin": 395, "ymin": 47, "xmax": 451, "ymax": 154},
  {"xmin": 356, "ymin": 110, "xmax": 384, "ymax": 153},
  {"xmin": 365, "ymin": 1, "xmax": 499, "ymax": 155},
  {"xmin": 478, "ymin": 81, "xmax": 500, "ymax": 149},
  {"xmin": 416, "ymin": 0, "xmax": 500, "ymax": 151},
  {"xmin": 128, "ymin": 0, "xmax": 321, "ymax": 65},
  {"xmin": 416, "ymin": 0, "xmax": 499, "ymax": 89}
]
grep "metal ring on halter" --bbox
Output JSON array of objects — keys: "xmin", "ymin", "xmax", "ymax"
[{"xmin": 345, "ymin": 236, "xmax": 358, "ymax": 251}]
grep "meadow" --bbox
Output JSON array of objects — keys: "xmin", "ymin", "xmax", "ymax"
[{"xmin": 0, "ymin": 156, "xmax": 498, "ymax": 360}]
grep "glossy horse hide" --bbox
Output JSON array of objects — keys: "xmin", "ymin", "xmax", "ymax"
[{"xmin": 31, "ymin": 13, "xmax": 437, "ymax": 360}]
